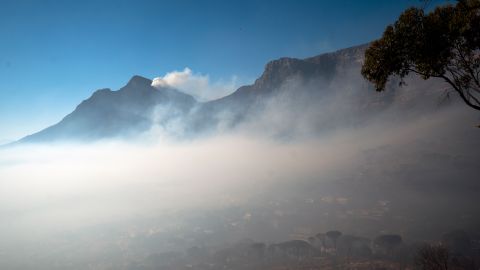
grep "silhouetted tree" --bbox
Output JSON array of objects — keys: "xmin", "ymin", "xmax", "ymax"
[
  {"xmin": 337, "ymin": 235, "xmax": 372, "ymax": 259},
  {"xmin": 374, "ymin": 234, "xmax": 403, "ymax": 257},
  {"xmin": 269, "ymin": 240, "xmax": 315, "ymax": 261},
  {"xmin": 361, "ymin": 0, "xmax": 480, "ymax": 111},
  {"xmin": 415, "ymin": 244, "xmax": 450, "ymax": 270},
  {"xmin": 315, "ymin": 233, "xmax": 327, "ymax": 255},
  {"xmin": 337, "ymin": 235, "xmax": 357, "ymax": 257},
  {"xmin": 326, "ymin": 230, "xmax": 342, "ymax": 252}
]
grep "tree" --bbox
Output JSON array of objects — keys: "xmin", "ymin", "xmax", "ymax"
[
  {"xmin": 316, "ymin": 233, "xmax": 327, "ymax": 255},
  {"xmin": 361, "ymin": 0, "xmax": 480, "ymax": 111},
  {"xmin": 337, "ymin": 235, "xmax": 372, "ymax": 258},
  {"xmin": 374, "ymin": 234, "xmax": 403, "ymax": 257},
  {"xmin": 272, "ymin": 240, "xmax": 315, "ymax": 260},
  {"xmin": 415, "ymin": 244, "xmax": 450, "ymax": 270},
  {"xmin": 326, "ymin": 230, "xmax": 342, "ymax": 251}
]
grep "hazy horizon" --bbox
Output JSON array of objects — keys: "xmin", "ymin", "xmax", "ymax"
[{"xmin": 1, "ymin": 1, "xmax": 478, "ymax": 270}]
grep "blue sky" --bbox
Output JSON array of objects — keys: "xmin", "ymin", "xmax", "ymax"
[{"xmin": 0, "ymin": 0, "xmax": 446, "ymax": 141}]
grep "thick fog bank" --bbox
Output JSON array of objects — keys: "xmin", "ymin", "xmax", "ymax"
[
  {"xmin": 0, "ymin": 101, "xmax": 479, "ymax": 269},
  {"xmin": 1, "ymin": 60, "xmax": 480, "ymax": 268}
]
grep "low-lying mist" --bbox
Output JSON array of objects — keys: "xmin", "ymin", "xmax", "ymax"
[
  {"xmin": 0, "ymin": 104, "xmax": 479, "ymax": 266},
  {"xmin": 0, "ymin": 97, "xmax": 479, "ymax": 269}
]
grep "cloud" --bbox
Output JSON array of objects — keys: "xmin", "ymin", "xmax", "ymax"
[{"xmin": 152, "ymin": 68, "xmax": 239, "ymax": 101}]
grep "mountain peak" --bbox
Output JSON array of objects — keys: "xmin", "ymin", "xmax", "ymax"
[{"xmin": 126, "ymin": 75, "xmax": 152, "ymax": 87}]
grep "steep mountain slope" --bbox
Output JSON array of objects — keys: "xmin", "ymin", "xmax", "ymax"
[
  {"xmin": 189, "ymin": 44, "xmax": 451, "ymax": 136},
  {"xmin": 17, "ymin": 44, "xmax": 457, "ymax": 143},
  {"xmin": 185, "ymin": 45, "xmax": 371, "ymax": 133},
  {"xmin": 19, "ymin": 76, "xmax": 196, "ymax": 143}
]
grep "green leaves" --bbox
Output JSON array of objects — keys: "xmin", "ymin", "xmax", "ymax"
[{"xmin": 361, "ymin": 0, "xmax": 480, "ymax": 111}]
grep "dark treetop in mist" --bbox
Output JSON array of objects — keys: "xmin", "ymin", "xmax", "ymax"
[{"xmin": 362, "ymin": 0, "xmax": 480, "ymax": 111}]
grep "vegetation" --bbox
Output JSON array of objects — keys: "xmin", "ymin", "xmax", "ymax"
[
  {"xmin": 361, "ymin": 0, "xmax": 480, "ymax": 111},
  {"xmin": 125, "ymin": 229, "xmax": 479, "ymax": 270},
  {"xmin": 415, "ymin": 244, "xmax": 450, "ymax": 270},
  {"xmin": 326, "ymin": 230, "xmax": 342, "ymax": 251},
  {"xmin": 374, "ymin": 234, "xmax": 403, "ymax": 257}
]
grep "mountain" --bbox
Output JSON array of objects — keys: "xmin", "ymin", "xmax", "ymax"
[
  {"xmin": 19, "ymin": 76, "xmax": 196, "ymax": 143},
  {"xmin": 187, "ymin": 44, "xmax": 450, "ymax": 135},
  {"xmin": 16, "ymin": 44, "xmax": 454, "ymax": 143}
]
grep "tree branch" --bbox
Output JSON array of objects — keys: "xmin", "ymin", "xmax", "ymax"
[
  {"xmin": 440, "ymin": 74, "xmax": 480, "ymax": 110},
  {"xmin": 454, "ymin": 43, "xmax": 480, "ymax": 87}
]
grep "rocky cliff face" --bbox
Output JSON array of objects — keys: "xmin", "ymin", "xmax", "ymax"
[
  {"xmin": 189, "ymin": 43, "xmax": 449, "ymax": 136},
  {"xmin": 17, "ymin": 44, "xmax": 453, "ymax": 143}
]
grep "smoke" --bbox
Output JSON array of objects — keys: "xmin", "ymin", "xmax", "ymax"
[
  {"xmin": 0, "ymin": 64, "xmax": 479, "ymax": 269},
  {"xmin": 1, "ymin": 104, "xmax": 478, "ymax": 228},
  {"xmin": 152, "ymin": 68, "xmax": 239, "ymax": 101}
]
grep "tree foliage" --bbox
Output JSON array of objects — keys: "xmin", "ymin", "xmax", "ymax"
[
  {"xmin": 326, "ymin": 230, "xmax": 342, "ymax": 250},
  {"xmin": 415, "ymin": 244, "xmax": 450, "ymax": 270},
  {"xmin": 361, "ymin": 0, "xmax": 480, "ymax": 111},
  {"xmin": 374, "ymin": 234, "xmax": 403, "ymax": 256},
  {"xmin": 326, "ymin": 230, "xmax": 342, "ymax": 239}
]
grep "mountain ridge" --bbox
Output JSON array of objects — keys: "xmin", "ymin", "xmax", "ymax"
[
  {"xmin": 11, "ymin": 43, "xmax": 451, "ymax": 144},
  {"xmin": 18, "ymin": 75, "xmax": 196, "ymax": 143}
]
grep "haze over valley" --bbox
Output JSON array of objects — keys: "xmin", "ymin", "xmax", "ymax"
[{"xmin": 1, "ymin": 1, "xmax": 479, "ymax": 269}]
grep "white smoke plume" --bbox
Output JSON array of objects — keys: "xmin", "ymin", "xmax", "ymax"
[{"xmin": 151, "ymin": 68, "xmax": 239, "ymax": 101}]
